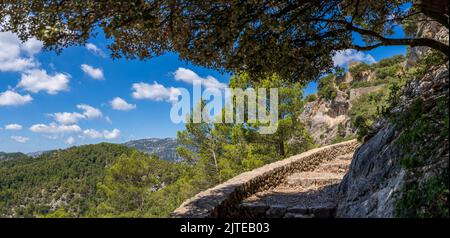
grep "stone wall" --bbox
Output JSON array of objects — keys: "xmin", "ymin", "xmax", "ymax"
[{"xmin": 171, "ymin": 140, "xmax": 360, "ymax": 218}]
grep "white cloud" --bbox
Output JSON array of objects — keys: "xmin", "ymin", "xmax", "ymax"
[
  {"xmin": 83, "ymin": 128, "xmax": 120, "ymax": 140},
  {"xmin": 5, "ymin": 124, "xmax": 23, "ymax": 130},
  {"xmin": 105, "ymin": 116, "xmax": 112, "ymax": 124},
  {"xmin": 110, "ymin": 97, "xmax": 136, "ymax": 111},
  {"xmin": 29, "ymin": 123, "xmax": 81, "ymax": 134},
  {"xmin": 51, "ymin": 112, "xmax": 84, "ymax": 125},
  {"xmin": 81, "ymin": 64, "xmax": 104, "ymax": 80},
  {"xmin": 77, "ymin": 104, "xmax": 103, "ymax": 119},
  {"xmin": 65, "ymin": 136, "xmax": 75, "ymax": 145},
  {"xmin": 11, "ymin": 136, "xmax": 29, "ymax": 143},
  {"xmin": 45, "ymin": 135, "xmax": 59, "ymax": 140},
  {"xmin": 174, "ymin": 68, "xmax": 226, "ymax": 89},
  {"xmin": 1, "ymin": 31, "xmax": 70, "ymax": 96},
  {"xmin": 49, "ymin": 104, "xmax": 103, "ymax": 125},
  {"xmin": 0, "ymin": 32, "xmax": 39, "ymax": 72},
  {"xmin": 332, "ymin": 49, "xmax": 376, "ymax": 67},
  {"xmin": 132, "ymin": 82, "xmax": 181, "ymax": 103},
  {"xmin": 0, "ymin": 90, "xmax": 33, "ymax": 106},
  {"xmin": 18, "ymin": 69, "xmax": 71, "ymax": 94},
  {"xmin": 22, "ymin": 38, "xmax": 44, "ymax": 56},
  {"xmin": 83, "ymin": 129, "xmax": 103, "ymax": 139},
  {"xmin": 103, "ymin": 129, "xmax": 120, "ymax": 139},
  {"xmin": 86, "ymin": 43, "xmax": 106, "ymax": 57}
]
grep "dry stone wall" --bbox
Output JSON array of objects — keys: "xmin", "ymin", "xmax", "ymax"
[{"xmin": 171, "ymin": 140, "xmax": 360, "ymax": 218}]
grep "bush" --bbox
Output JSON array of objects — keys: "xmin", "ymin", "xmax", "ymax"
[
  {"xmin": 349, "ymin": 89, "xmax": 389, "ymax": 140},
  {"xmin": 349, "ymin": 62, "xmax": 371, "ymax": 80},
  {"xmin": 318, "ymin": 74, "xmax": 338, "ymax": 100},
  {"xmin": 373, "ymin": 55, "xmax": 405, "ymax": 69},
  {"xmin": 305, "ymin": 94, "xmax": 317, "ymax": 102},
  {"xmin": 375, "ymin": 64, "xmax": 403, "ymax": 80},
  {"xmin": 338, "ymin": 82, "xmax": 349, "ymax": 91}
]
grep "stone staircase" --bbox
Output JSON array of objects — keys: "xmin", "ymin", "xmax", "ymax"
[
  {"xmin": 238, "ymin": 153, "xmax": 354, "ymax": 218},
  {"xmin": 171, "ymin": 140, "xmax": 359, "ymax": 218}
]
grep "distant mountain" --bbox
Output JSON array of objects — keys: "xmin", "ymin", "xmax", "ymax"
[
  {"xmin": 27, "ymin": 150, "xmax": 54, "ymax": 158},
  {"xmin": 123, "ymin": 138, "xmax": 181, "ymax": 162},
  {"xmin": 0, "ymin": 152, "xmax": 28, "ymax": 162}
]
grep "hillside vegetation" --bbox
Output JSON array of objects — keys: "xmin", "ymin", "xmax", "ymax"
[{"xmin": 0, "ymin": 143, "xmax": 181, "ymax": 217}]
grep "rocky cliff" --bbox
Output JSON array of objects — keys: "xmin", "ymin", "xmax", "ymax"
[
  {"xmin": 300, "ymin": 65, "xmax": 386, "ymax": 146},
  {"xmin": 123, "ymin": 138, "xmax": 180, "ymax": 162},
  {"xmin": 337, "ymin": 22, "xmax": 449, "ymax": 217}
]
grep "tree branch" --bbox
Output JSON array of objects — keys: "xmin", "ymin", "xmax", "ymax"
[{"xmin": 345, "ymin": 22, "xmax": 449, "ymax": 57}]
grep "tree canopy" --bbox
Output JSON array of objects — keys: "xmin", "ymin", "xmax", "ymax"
[{"xmin": 1, "ymin": 0, "xmax": 448, "ymax": 82}]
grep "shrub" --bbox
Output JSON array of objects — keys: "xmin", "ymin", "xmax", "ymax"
[
  {"xmin": 338, "ymin": 82, "xmax": 349, "ymax": 91},
  {"xmin": 349, "ymin": 62, "xmax": 371, "ymax": 80},
  {"xmin": 305, "ymin": 94, "xmax": 317, "ymax": 102},
  {"xmin": 373, "ymin": 55, "xmax": 405, "ymax": 69},
  {"xmin": 318, "ymin": 74, "xmax": 338, "ymax": 100},
  {"xmin": 349, "ymin": 89, "xmax": 389, "ymax": 140}
]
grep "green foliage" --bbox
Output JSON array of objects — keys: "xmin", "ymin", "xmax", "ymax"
[
  {"xmin": 396, "ymin": 170, "xmax": 449, "ymax": 218},
  {"xmin": 331, "ymin": 135, "xmax": 357, "ymax": 144},
  {"xmin": 39, "ymin": 208, "xmax": 73, "ymax": 218},
  {"xmin": 338, "ymin": 82, "xmax": 349, "ymax": 91},
  {"xmin": 375, "ymin": 65, "xmax": 403, "ymax": 81},
  {"xmin": 348, "ymin": 54, "xmax": 411, "ymax": 140},
  {"xmin": 91, "ymin": 152, "xmax": 181, "ymax": 217},
  {"xmin": 318, "ymin": 74, "xmax": 338, "ymax": 100},
  {"xmin": 349, "ymin": 62, "xmax": 371, "ymax": 80},
  {"xmin": 0, "ymin": 143, "xmax": 180, "ymax": 217},
  {"xmin": 0, "ymin": 152, "xmax": 28, "ymax": 162},
  {"xmin": 394, "ymin": 98, "xmax": 449, "ymax": 169},
  {"xmin": 4, "ymin": 1, "xmax": 446, "ymax": 86},
  {"xmin": 305, "ymin": 94, "xmax": 317, "ymax": 102},
  {"xmin": 409, "ymin": 51, "xmax": 448, "ymax": 79},
  {"xmin": 176, "ymin": 73, "xmax": 315, "ymax": 196},
  {"xmin": 349, "ymin": 90, "xmax": 389, "ymax": 140},
  {"xmin": 383, "ymin": 53, "xmax": 449, "ymax": 218},
  {"xmin": 373, "ymin": 55, "xmax": 405, "ymax": 69},
  {"xmin": 349, "ymin": 55, "xmax": 406, "ymax": 89}
]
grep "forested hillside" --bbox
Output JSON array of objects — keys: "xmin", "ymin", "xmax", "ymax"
[
  {"xmin": 0, "ymin": 143, "xmax": 181, "ymax": 217},
  {"xmin": 0, "ymin": 152, "xmax": 28, "ymax": 162}
]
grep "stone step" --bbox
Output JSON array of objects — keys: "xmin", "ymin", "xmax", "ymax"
[
  {"xmin": 316, "ymin": 160, "xmax": 350, "ymax": 174},
  {"xmin": 239, "ymin": 202, "xmax": 337, "ymax": 218},
  {"xmin": 286, "ymin": 172, "xmax": 343, "ymax": 187},
  {"xmin": 335, "ymin": 153, "xmax": 354, "ymax": 161},
  {"xmin": 283, "ymin": 212, "xmax": 314, "ymax": 218},
  {"xmin": 284, "ymin": 203, "xmax": 336, "ymax": 218},
  {"xmin": 238, "ymin": 202, "xmax": 269, "ymax": 218}
]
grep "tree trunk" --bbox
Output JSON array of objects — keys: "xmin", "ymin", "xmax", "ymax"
[
  {"xmin": 211, "ymin": 148, "xmax": 221, "ymax": 183},
  {"xmin": 278, "ymin": 140, "xmax": 286, "ymax": 158}
]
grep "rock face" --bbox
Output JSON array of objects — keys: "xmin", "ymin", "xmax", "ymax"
[
  {"xmin": 407, "ymin": 19, "xmax": 449, "ymax": 67},
  {"xmin": 337, "ymin": 30, "xmax": 449, "ymax": 218},
  {"xmin": 336, "ymin": 122, "xmax": 405, "ymax": 217},
  {"xmin": 301, "ymin": 91, "xmax": 353, "ymax": 145},
  {"xmin": 300, "ymin": 70, "xmax": 384, "ymax": 146}
]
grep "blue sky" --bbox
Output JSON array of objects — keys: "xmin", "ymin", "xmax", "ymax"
[{"xmin": 0, "ymin": 29, "xmax": 406, "ymax": 153}]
